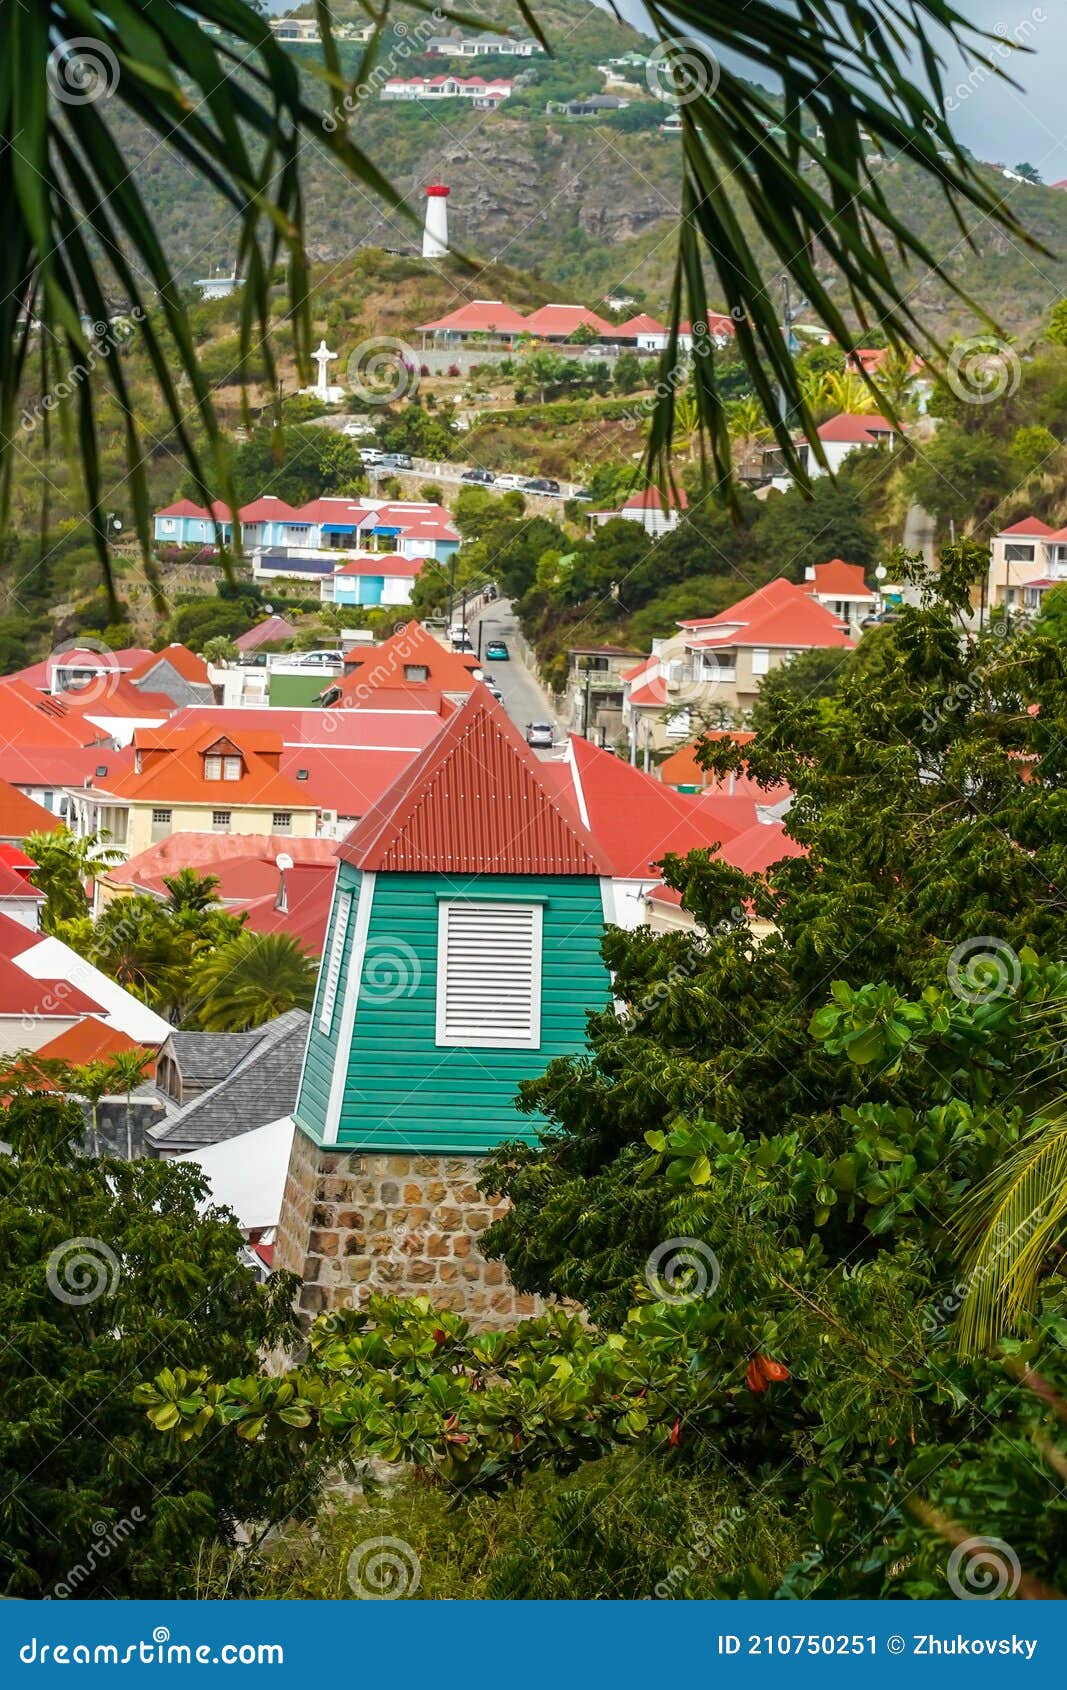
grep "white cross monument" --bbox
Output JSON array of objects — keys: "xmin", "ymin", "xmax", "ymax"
[{"xmin": 302, "ymin": 339, "xmax": 344, "ymax": 403}]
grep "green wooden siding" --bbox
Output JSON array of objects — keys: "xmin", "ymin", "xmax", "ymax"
[
  {"xmin": 294, "ymin": 861, "xmax": 362, "ymax": 1132},
  {"xmin": 294, "ymin": 868, "xmax": 611, "ymax": 1154}
]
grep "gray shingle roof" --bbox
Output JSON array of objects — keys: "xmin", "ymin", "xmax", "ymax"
[
  {"xmin": 148, "ymin": 1010, "xmax": 310, "ymax": 1152},
  {"xmin": 163, "ymin": 1028, "xmax": 262, "ymax": 1087}
]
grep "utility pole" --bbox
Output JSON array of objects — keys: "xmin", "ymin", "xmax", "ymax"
[
  {"xmin": 583, "ymin": 666, "xmax": 593, "ymax": 740},
  {"xmin": 446, "ymin": 553, "xmax": 457, "ymax": 628}
]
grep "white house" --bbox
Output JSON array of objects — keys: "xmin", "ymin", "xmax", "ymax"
[
  {"xmin": 986, "ymin": 516, "xmax": 1060, "ymax": 612},
  {"xmin": 588, "ymin": 485, "xmax": 689, "ymax": 536}
]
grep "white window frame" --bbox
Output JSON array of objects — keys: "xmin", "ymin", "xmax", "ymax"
[
  {"xmin": 435, "ymin": 900, "xmax": 543, "ymax": 1050},
  {"xmin": 272, "ymin": 810, "xmax": 292, "ymax": 830},
  {"xmin": 319, "ymin": 891, "xmax": 353, "ymax": 1034},
  {"xmin": 204, "ymin": 754, "xmax": 222, "ymax": 780},
  {"xmin": 223, "ymin": 754, "xmax": 242, "ymax": 781},
  {"xmin": 751, "ymin": 647, "xmax": 771, "ymax": 676}
]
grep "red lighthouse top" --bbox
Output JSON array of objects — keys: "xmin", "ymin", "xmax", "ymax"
[{"xmin": 425, "ymin": 183, "xmax": 450, "ymax": 197}]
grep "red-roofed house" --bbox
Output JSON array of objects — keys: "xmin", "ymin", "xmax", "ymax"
[
  {"xmin": 800, "ymin": 559, "xmax": 878, "ymax": 629},
  {"xmin": 0, "ymin": 777, "xmax": 64, "ymax": 844},
  {"xmin": 522, "ymin": 303, "xmax": 614, "ymax": 341},
  {"xmin": 988, "ymin": 515, "xmax": 1059, "ymax": 612},
  {"xmin": 623, "ymin": 578, "xmax": 854, "ymax": 745},
  {"xmin": 417, "ymin": 298, "xmax": 530, "ymax": 342},
  {"xmin": 590, "ymin": 484, "xmax": 689, "ymax": 537},
  {"xmin": 0, "ymin": 907, "xmax": 170, "ymax": 1055},
  {"xmin": 69, "ymin": 723, "xmax": 320, "ymax": 859},
  {"xmin": 327, "ymin": 621, "xmax": 480, "ymax": 710},
  {"xmin": 612, "ymin": 313, "xmax": 668, "ymax": 350},
  {"xmin": 235, "ymin": 616, "xmax": 298, "ymax": 652}
]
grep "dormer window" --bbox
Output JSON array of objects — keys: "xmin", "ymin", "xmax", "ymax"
[
  {"xmin": 204, "ymin": 754, "xmax": 222, "ymax": 780},
  {"xmin": 223, "ymin": 755, "xmax": 242, "ymax": 780},
  {"xmin": 404, "ymin": 664, "xmax": 429, "ymax": 683},
  {"xmin": 203, "ymin": 752, "xmax": 243, "ymax": 781}
]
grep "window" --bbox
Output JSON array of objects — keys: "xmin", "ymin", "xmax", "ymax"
[
  {"xmin": 272, "ymin": 811, "xmax": 292, "ymax": 830},
  {"xmin": 151, "ymin": 809, "xmax": 171, "ymax": 823},
  {"xmin": 436, "ymin": 901, "xmax": 542, "ymax": 1049},
  {"xmin": 204, "ymin": 754, "xmax": 222, "ymax": 780},
  {"xmin": 1005, "ymin": 543, "xmax": 1036, "ymax": 563},
  {"xmin": 751, "ymin": 647, "xmax": 770, "ymax": 676},
  {"xmin": 404, "ymin": 664, "xmax": 429, "ymax": 683},
  {"xmin": 212, "ymin": 810, "xmax": 231, "ymax": 831},
  {"xmin": 223, "ymin": 755, "xmax": 242, "ymax": 781},
  {"xmin": 151, "ymin": 808, "xmax": 172, "ymax": 841},
  {"xmin": 319, "ymin": 892, "xmax": 352, "ymax": 1034}
]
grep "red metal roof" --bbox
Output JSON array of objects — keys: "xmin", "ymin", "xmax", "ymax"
[
  {"xmin": 680, "ymin": 578, "xmax": 853, "ymax": 650},
  {"xmin": 614, "ymin": 313, "xmax": 667, "ymax": 336},
  {"xmin": 800, "ymin": 558, "xmax": 875, "ymax": 598},
  {"xmin": 998, "ymin": 516, "xmax": 1055, "ymax": 537},
  {"xmin": 33, "ymin": 1016, "xmax": 159, "ymax": 1070},
  {"xmin": 336, "ymin": 622, "xmax": 479, "ymax": 704},
  {"xmin": 567, "ymin": 737, "xmax": 743, "ymax": 878},
  {"xmin": 522, "ymin": 303, "xmax": 614, "ymax": 337},
  {"xmin": 341, "ymin": 691, "xmax": 611, "ymax": 876},
  {"xmin": 235, "ymin": 616, "xmax": 298, "ymax": 651},
  {"xmin": 0, "ymin": 778, "xmax": 64, "ymax": 842},
  {"xmin": 622, "ymin": 485, "xmax": 689, "ymax": 511},
  {"xmin": 815, "ymin": 412, "xmax": 896, "ymax": 443},
  {"xmin": 417, "ymin": 299, "xmax": 530, "ymax": 334},
  {"xmin": 656, "ymin": 733, "xmax": 755, "ymax": 788}
]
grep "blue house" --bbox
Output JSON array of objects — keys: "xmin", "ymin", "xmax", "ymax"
[{"xmin": 274, "ymin": 691, "xmax": 615, "ymax": 1324}]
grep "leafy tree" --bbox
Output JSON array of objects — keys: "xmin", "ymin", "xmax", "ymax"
[
  {"xmin": 612, "ymin": 351, "xmax": 644, "ymax": 395},
  {"xmin": 902, "ymin": 422, "xmax": 1012, "ymax": 527},
  {"xmin": 25, "ymin": 829, "xmax": 124, "ymax": 930},
  {"xmin": 751, "ymin": 476, "xmax": 880, "ymax": 575},
  {"xmin": 1014, "ymin": 162, "xmax": 1042, "ymax": 183},
  {"xmin": 1009, "ymin": 422, "xmax": 1061, "ymax": 480},
  {"xmin": 747, "ymin": 643, "xmax": 855, "ymax": 731},
  {"xmin": 196, "ymin": 931, "xmax": 317, "ymax": 1031},
  {"xmin": 202, "ymin": 636, "xmax": 239, "ymax": 665},
  {"xmin": 0, "ymin": 1090, "xmax": 323, "ymax": 1597},
  {"xmin": 1046, "ymin": 298, "xmax": 1067, "ymax": 350}
]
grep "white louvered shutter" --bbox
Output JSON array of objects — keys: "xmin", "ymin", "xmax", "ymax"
[
  {"xmin": 436, "ymin": 902, "xmax": 542, "ymax": 1049},
  {"xmin": 319, "ymin": 892, "xmax": 352, "ymax": 1034}
]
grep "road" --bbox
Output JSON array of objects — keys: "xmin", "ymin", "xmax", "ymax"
[{"xmin": 463, "ymin": 599, "xmax": 566, "ymax": 754}]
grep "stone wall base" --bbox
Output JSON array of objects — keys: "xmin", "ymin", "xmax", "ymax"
[{"xmin": 273, "ymin": 1127, "xmax": 543, "ymax": 1329}]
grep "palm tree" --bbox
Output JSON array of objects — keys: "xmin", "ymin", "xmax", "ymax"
[
  {"xmin": 162, "ymin": 869, "xmax": 221, "ymax": 917},
  {"xmin": 102, "ymin": 1047, "xmax": 154, "ymax": 1160},
  {"xmin": 8, "ymin": 3, "xmax": 1032, "ymax": 602},
  {"xmin": 955, "ymin": 1123, "xmax": 1067, "ymax": 1354},
  {"xmin": 194, "ymin": 931, "xmax": 317, "ymax": 1033},
  {"xmin": 24, "ymin": 829, "xmax": 125, "ymax": 930}
]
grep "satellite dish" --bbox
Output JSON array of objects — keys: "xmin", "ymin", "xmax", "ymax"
[{"xmin": 275, "ymin": 852, "xmax": 294, "ymax": 873}]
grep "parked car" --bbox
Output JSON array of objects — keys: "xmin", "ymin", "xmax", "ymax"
[
  {"xmin": 380, "ymin": 451, "xmax": 414, "ymax": 470},
  {"xmin": 483, "ymin": 678, "xmax": 504, "ymax": 701},
  {"xmin": 293, "ymin": 650, "xmax": 344, "ymax": 667},
  {"xmin": 342, "ymin": 420, "xmax": 376, "ymax": 438},
  {"xmin": 494, "ymin": 473, "xmax": 526, "ymax": 491},
  {"xmin": 460, "ymin": 467, "xmax": 495, "ymax": 485},
  {"xmin": 571, "ymin": 487, "xmax": 594, "ymax": 501},
  {"xmin": 485, "ymin": 639, "xmax": 510, "ymax": 661},
  {"xmin": 523, "ymin": 476, "xmax": 561, "ymax": 495},
  {"xmin": 448, "ymin": 623, "xmax": 468, "ymax": 643},
  {"xmin": 526, "ymin": 722, "xmax": 554, "ymax": 748},
  {"xmin": 360, "ymin": 447, "xmax": 384, "ymax": 465},
  {"xmin": 451, "ymin": 632, "xmax": 474, "ymax": 652}
]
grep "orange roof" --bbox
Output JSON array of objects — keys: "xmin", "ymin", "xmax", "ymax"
[
  {"xmin": 657, "ymin": 733, "xmax": 755, "ymax": 788},
  {"xmin": 341, "ymin": 691, "xmax": 611, "ymax": 876},
  {"xmin": 335, "ymin": 621, "xmax": 479, "ymax": 705},
  {"xmin": 998, "ymin": 516, "xmax": 1055, "ymax": 538},
  {"xmin": 0, "ymin": 778, "xmax": 64, "ymax": 841},
  {"xmin": 522, "ymin": 303, "xmax": 613, "ymax": 337},
  {"xmin": 130, "ymin": 644, "xmax": 211, "ymax": 686},
  {"xmin": 33, "ymin": 1017, "xmax": 159, "ymax": 1071},
  {"xmin": 615, "ymin": 313, "xmax": 667, "ymax": 336},
  {"xmin": 800, "ymin": 558, "xmax": 875, "ymax": 599},
  {"xmin": 815, "ymin": 412, "xmax": 896, "ymax": 443},
  {"xmin": 417, "ymin": 298, "xmax": 530, "ymax": 334},
  {"xmin": 0, "ymin": 678, "xmax": 99, "ymax": 748},
  {"xmin": 680, "ymin": 578, "xmax": 854, "ymax": 651},
  {"xmin": 622, "ymin": 485, "xmax": 689, "ymax": 512},
  {"xmin": 94, "ymin": 725, "xmax": 318, "ymax": 811}
]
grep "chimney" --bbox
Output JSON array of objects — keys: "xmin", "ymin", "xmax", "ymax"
[{"xmin": 423, "ymin": 183, "xmax": 450, "ymax": 259}]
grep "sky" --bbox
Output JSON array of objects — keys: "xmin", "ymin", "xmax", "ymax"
[{"xmin": 601, "ymin": 0, "xmax": 1067, "ymax": 178}]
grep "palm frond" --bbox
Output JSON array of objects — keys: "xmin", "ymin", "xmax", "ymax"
[
  {"xmin": 954, "ymin": 1120, "xmax": 1067, "ymax": 1355},
  {"xmin": 642, "ymin": 0, "xmax": 1039, "ymax": 499}
]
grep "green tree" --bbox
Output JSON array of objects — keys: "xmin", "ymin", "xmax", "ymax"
[
  {"xmin": 612, "ymin": 351, "xmax": 643, "ymax": 395},
  {"xmin": 196, "ymin": 932, "xmax": 317, "ymax": 1031},
  {"xmin": 747, "ymin": 642, "xmax": 855, "ymax": 731},
  {"xmin": 25, "ymin": 830, "xmax": 124, "ymax": 931},
  {"xmin": 1009, "ymin": 422, "xmax": 1061, "ymax": 480},
  {"xmin": 1046, "ymin": 298, "xmax": 1067, "ymax": 350},
  {"xmin": 202, "ymin": 636, "xmax": 239, "ymax": 665},
  {"xmin": 0, "ymin": 1089, "xmax": 323, "ymax": 1597}
]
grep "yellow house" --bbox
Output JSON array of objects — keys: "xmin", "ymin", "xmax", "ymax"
[{"xmin": 68, "ymin": 725, "xmax": 319, "ymax": 859}]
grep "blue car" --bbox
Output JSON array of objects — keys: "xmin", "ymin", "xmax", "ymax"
[{"xmin": 485, "ymin": 639, "xmax": 510, "ymax": 661}]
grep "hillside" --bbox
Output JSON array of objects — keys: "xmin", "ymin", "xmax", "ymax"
[{"xmin": 118, "ymin": 0, "xmax": 1067, "ymax": 335}]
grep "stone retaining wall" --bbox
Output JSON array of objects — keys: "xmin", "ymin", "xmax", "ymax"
[{"xmin": 274, "ymin": 1127, "xmax": 542, "ymax": 1329}]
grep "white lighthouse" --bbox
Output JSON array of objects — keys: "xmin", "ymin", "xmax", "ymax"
[{"xmin": 422, "ymin": 182, "xmax": 450, "ymax": 260}]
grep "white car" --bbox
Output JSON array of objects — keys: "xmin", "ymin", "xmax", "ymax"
[
  {"xmin": 360, "ymin": 447, "xmax": 385, "ymax": 465},
  {"xmin": 294, "ymin": 650, "xmax": 344, "ymax": 667},
  {"xmin": 342, "ymin": 420, "xmax": 376, "ymax": 438},
  {"xmin": 448, "ymin": 624, "xmax": 468, "ymax": 643},
  {"xmin": 494, "ymin": 473, "xmax": 526, "ymax": 491}
]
